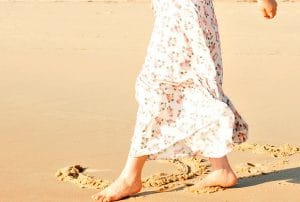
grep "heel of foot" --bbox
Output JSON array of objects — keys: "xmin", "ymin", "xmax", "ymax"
[
  {"xmin": 192, "ymin": 168, "xmax": 238, "ymax": 189},
  {"xmin": 224, "ymin": 171, "xmax": 238, "ymax": 187},
  {"xmin": 227, "ymin": 176, "xmax": 237, "ymax": 187}
]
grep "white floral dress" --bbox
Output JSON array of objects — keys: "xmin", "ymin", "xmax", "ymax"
[{"xmin": 128, "ymin": 0, "xmax": 249, "ymax": 160}]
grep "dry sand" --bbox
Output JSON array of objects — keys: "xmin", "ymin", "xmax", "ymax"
[{"xmin": 0, "ymin": 1, "xmax": 300, "ymax": 201}]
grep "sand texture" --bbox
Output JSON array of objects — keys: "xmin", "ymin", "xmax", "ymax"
[
  {"xmin": 54, "ymin": 143, "xmax": 300, "ymax": 196},
  {"xmin": 1, "ymin": 1, "xmax": 300, "ymax": 201}
]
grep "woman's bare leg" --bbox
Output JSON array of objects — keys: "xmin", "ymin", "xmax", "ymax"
[
  {"xmin": 91, "ymin": 155, "xmax": 148, "ymax": 201},
  {"xmin": 194, "ymin": 155, "xmax": 237, "ymax": 188}
]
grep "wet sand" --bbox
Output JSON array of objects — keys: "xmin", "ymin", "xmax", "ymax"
[{"xmin": 0, "ymin": 1, "xmax": 300, "ymax": 201}]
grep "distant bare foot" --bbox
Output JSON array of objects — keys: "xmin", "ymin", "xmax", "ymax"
[
  {"xmin": 193, "ymin": 168, "xmax": 237, "ymax": 188},
  {"xmin": 91, "ymin": 176, "xmax": 142, "ymax": 201}
]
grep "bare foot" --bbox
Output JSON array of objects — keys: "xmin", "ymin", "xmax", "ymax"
[
  {"xmin": 91, "ymin": 176, "xmax": 142, "ymax": 201},
  {"xmin": 193, "ymin": 168, "xmax": 237, "ymax": 188}
]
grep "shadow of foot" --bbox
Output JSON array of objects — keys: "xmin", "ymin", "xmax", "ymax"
[{"xmin": 235, "ymin": 166, "xmax": 300, "ymax": 188}]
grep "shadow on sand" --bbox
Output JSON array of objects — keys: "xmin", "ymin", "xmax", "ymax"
[
  {"xmin": 129, "ymin": 166, "xmax": 300, "ymax": 199},
  {"xmin": 235, "ymin": 166, "xmax": 300, "ymax": 188}
]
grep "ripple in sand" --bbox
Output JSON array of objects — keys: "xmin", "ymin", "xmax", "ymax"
[
  {"xmin": 233, "ymin": 142, "xmax": 300, "ymax": 158},
  {"xmin": 142, "ymin": 157, "xmax": 210, "ymax": 189},
  {"xmin": 141, "ymin": 157, "xmax": 211, "ymax": 193},
  {"xmin": 235, "ymin": 162, "xmax": 269, "ymax": 178},
  {"xmin": 186, "ymin": 185, "xmax": 226, "ymax": 194}
]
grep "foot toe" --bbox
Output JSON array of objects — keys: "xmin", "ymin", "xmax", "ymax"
[
  {"xmin": 103, "ymin": 196, "xmax": 112, "ymax": 202},
  {"xmin": 91, "ymin": 193, "xmax": 104, "ymax": 201}
]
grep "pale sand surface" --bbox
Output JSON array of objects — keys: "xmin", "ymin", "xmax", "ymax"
[{"xmin": 0, "ymin": 1, "xmax": 300, "ymax": 201}]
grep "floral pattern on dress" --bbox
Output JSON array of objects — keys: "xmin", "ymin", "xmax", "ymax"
[{"xmin": 128, "ymin": 0, "xmax": 249, "ymax": 160}]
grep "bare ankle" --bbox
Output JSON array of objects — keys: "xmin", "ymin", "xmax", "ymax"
[
  {"xmin": 119, "ymin": 155, "xmax": 147, "ymax": 182},
  {"xmin": 119, "ymin": 172, "xmax": 141, "ymax": 183},
  {"xmin": 219, "ymin": 169, "xmax": 237, "ymax": 185},
  {"xmin": 209, "ymin": 155, "xmax": 233, "ymax": 171}
]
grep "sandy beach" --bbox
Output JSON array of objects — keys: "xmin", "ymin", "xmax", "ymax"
[{"xmin": 0, "ymin": 1, "xmax": 300, "ymax": 201}]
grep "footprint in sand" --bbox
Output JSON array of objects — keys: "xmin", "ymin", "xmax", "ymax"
[{"xmin": 55, "ymin": 165, "xmax": 110, "ymax": 190}]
